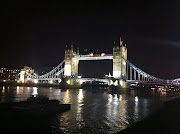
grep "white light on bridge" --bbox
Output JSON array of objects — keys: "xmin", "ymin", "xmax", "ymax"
[
  {"xmin": 67, "ymin": 80, "xmax": 70, "ymax": 84},
  {"xmin": 120, "ymin": 80, "xmax": 123, "ymax": 86},
  {"xmin": 77, "ymin": 76, "xmax": 82, "ymax": 78},
  {"xmin": 49, "ymin": 80, "xmax": 53, "ymax": 84},
  {"xmin": 64, "ymin": 65, "xmax": 71, "ymax": 76},
  {"xmin": 90, "ymin": 53, "xmax": 93, "ymax": 56},
  {"xmin": 114, "ymin": 80, "xmax": 118, "ymax": 86},
  {"xmin": 113, "ymin": 71, "xmax": 121, "ymax": 79},
  {"xmin": 101, "ymin": 53, "xmax": 105, "ymax": 56},
  {"xmin": 79, "ymin": 80, "xmax": 83, "ymax": 85},
  {"xmin": 34, "ymin": 79, "xmax": 38, "ymax": 84},
  {"xmin": 58, "ymin": 79, "xmax": 62, "ymax": 83}
]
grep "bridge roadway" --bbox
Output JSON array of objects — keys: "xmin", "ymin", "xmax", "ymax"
[
  {"xmin": 76, "ymin": 78, "xmax": 109, "ymax": 83},
  {"xmin": 74, "ymin": 55, "xmax": 113, "ymax": 60},
  {"xmin": 25, "ymin": 78, "xmax": 61, "ymax": 81},
  {"xmin": 25, "ymin": 77, "xmax": 180, "ymax": 86}
]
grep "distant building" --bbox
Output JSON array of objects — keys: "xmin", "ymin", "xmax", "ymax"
[{"xmin": 0, "ymin": 68, "xmax": 20, "ymax": 81}]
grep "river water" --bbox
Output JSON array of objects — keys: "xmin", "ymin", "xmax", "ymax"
[{"xmin": 0, "ymin": 86, "xmax": 179, "ymax": 133}]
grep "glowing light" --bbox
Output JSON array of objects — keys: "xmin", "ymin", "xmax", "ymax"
[
  {"xmin": 119, "ymin": 95, "xmax": 122, "ymax": 101},
  {"xmin": 32, "ymin": 87, "xmax": 38, "ymax": 97},
  {"xmin": 101, "ymin": 53, "xmax": 105, "ymax": 56},
  {"xmin": 49, "ymin": 80, "xmax": 53, "ymax": 84},
  {"xmin": 76, "ymin": 89, "xmax": 84, "ymax": 122},
  {"xmin": 17, "ymin": 86, "xmax": 20, "ymax": 94},
  {"xmin": 67, "ymin": 80, "xmax": 70, "ymax": 84},
  {"xmin": 108, "ymin": 94, "xmax": 112, "ymax": 103},
  {"xmin": 114, "ymin": 80, "xmax": 118, "ymax": 86},
  {"xmin": 120, "ymin": 79, "xmax": 123, "ymax": 86},
  {"xmin": 109, "ymin": 80, "xmax": 113, "ymax": 85},
  {"xmin": 79, "ymin": 80, "xmax": 83, "ymax": 85},
  {"xmin": 78, "ymin": 89, "xmax": 83, "ymax": 103},
  {"xmin": 34, "ymin": 79, "xmax": 38, "ymax": 84},
  {"xmin": 3, "ymin": 80, "xmax": 6, "ymax": 82},
  {"xmin": 58, "ymin": 79, "xmax": 62, "ymax": 83},
  {"xmin": 114, "ymin": 94, "xmax": 118, "ymax": 101},
  {"xmin": 77, "ymin": 76, "xmax": 82, "ymax": 78},
  {"xmin": 90, "ymin": 53, "xmax": 93, "ymax": 56},
  {"xmin": 64, "ymin": 89, "xmax": 70, "ymax": 103},
  {"xmin": 135, "ymin": 96, "xmax": 138, "ymax": 102},
  {"xmin": 113, "ymin": 71, "xmax": 121, "ymax": 79},
  {"xmin": 108, "ymin": 72, "xmax": 112, "ymax": 77},
  {"xmin": 64, "ymin": 65, "xmax": 71, "ymax": 76}
]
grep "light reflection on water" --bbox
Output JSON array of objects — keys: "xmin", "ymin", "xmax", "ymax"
[{"xmin": 0, "ymin": 86, "xmax": 179, "ymax": 133}]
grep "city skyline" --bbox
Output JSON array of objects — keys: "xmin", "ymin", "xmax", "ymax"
[{"xmin": 2, "ymin": 1, "xmax": 180, "ymax": 79}]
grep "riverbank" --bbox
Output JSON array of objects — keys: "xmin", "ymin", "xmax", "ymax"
[{"xmin": 117, "ymin": 96, "xmax": 180, "ymax": 134}]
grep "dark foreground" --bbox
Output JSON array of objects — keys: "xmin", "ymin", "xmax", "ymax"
[
  {"xmin": 117, "ymin": 97, "xmax": 180, "ymax": 134},
  {"xmin": 0, "ymin": 96, "xmax": 70, "ymax": 134}
]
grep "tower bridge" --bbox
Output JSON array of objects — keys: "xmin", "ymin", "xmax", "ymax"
[{"xmin": 19, "ymin": 37, "xmax": 180, "ymax": 88}]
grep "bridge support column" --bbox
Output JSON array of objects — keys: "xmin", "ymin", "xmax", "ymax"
[
  {"xmin": 138, "ymin": 73, "xmax": 140, "ymax": 81},
  {"xmin": 130, "ymin": 67, "xmax": 132, "ymax": 80},
  {"xmin": 134, "ymin": 70, "xmax": 136, "ymax": 80},
  {"xmin": 142, "ymin": 75, "xmax": 144, "ymax": 81},
  {"xmin": 126, "ymin": 64, "xmax": 128, "ymax": 80}
]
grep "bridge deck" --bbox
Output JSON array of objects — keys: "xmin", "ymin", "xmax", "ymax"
[{"xmin": 74, "ymin": 55, "xmax": 113, "ymax": 60}]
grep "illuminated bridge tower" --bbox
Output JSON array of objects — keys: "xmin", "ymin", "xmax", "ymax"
[
  {"xmin": 64, "ymin": 45, "xmax": 79, "ymax": 80},
  {"xmin": 113, "ymin": 37, "xmax": 128, "ymax": 88}
]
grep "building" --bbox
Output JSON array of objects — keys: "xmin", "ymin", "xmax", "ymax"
[{"xmin": 0, "ymin": 67, "xmax": 20, "ymax": 81}]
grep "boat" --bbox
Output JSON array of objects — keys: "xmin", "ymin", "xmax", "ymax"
[
  {"xmin": 81, "ymin": 81, "xmax": 108, "ymax": 89},
  {"xmin": 0, "ymin": 95, "xmax": 71, "ymax": 117}
]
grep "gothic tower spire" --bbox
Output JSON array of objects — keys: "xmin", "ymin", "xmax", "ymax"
[{"xmin": 120, "ymin": 37, "xmax": 123, "ymax": 46}]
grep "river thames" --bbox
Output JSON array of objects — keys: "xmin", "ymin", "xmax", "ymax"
[{"xmin": 0, "ymin": 86, "xmax": 179, "ymax": 133}]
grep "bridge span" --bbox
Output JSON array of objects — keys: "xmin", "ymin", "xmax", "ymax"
[{"xmin": 18, "ymin": 37, "xmax": 180, "ymax": 88}]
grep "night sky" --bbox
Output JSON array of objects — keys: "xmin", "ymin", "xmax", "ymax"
[{"xmin": 2, "ymin": 1, "xmax": 180, "ymax": 79}]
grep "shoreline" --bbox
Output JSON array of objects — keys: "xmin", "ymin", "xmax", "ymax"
[{"xmin": 116, "ymin": 95, "xmax": 180, "ymax": 134}]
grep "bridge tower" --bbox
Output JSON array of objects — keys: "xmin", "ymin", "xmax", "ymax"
[
  {"xmin": 112, "ymin": 37, "xmax": 128, "ymax": 88},
  {"xmin": 19, "ymin": 66, "xmax": 34, "ymax": 83},
  {"xmin": 64, "ymin": 45, "xmax": 79, "ymax": 79}
]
